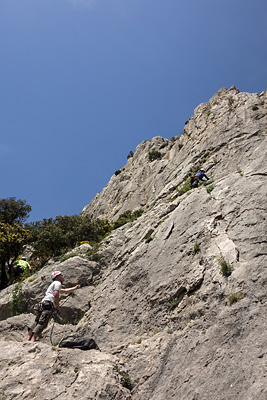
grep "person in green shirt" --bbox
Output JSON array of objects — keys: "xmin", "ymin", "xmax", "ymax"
[{"xmin": 15, "ymin": 257, "xmax": 32, "ymax": 276}]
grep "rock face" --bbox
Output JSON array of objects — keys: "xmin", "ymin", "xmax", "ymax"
[{"xmin": 0, "ymin": 87, "xmax": 266, "ymax": 400}]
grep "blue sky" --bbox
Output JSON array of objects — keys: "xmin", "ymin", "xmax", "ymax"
[{"xmin": 0, "ymin": 0, "xmax": 266, "ymax": 222}]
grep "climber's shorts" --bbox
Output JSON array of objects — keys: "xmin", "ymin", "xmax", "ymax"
[{"xmin": 28, "ymin": 301, "xmax": 54, "ymax": 335}]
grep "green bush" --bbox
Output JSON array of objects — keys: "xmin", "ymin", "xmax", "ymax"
[
  {"xmin": 206, "ymin": 184, "xmax": 214, "ymax": 194},
  {"xmin": 89, "ymin": 253, "xmax": 102, "ymax": 262},
  {"xmin": 194, "ymin": 242, "xmax": 200, "ymax": 254},
  {"xmin": 203, "ymin": 178, "xmax": 213, "ymax": 186},
  {"xmin": 227, "ymin": 292, "xmax": 244, "ymax": 305},
  {"xmin": 122, "ymin": 375, "xmax": 132, "ymax": 390},
  {"xmin": 113, "ymin": 209, "xmax": 143, "ymax": 229},
  {"xmin": 10, "ymin": 283, "xmax": 25, "ymax": 315},
  {"xmin": 168, "ymin": 298, "xmax": 179, "ymax": 310},
  {"xmin": 218, "ymin": 255, "xmax": 234, "ymax": 277},
  {"xmin": 127, "ymin": 151, "xmax": 134, "ymax": 159},
  {"xmin": 59, "ymin": 252, "xmax": 78, "ymax": 262},
  {"xmin": 26, "ymin": 215, "xmax": 113, "ymax": 261},
  {"xmin": 148, "ymin": 150, "xmax": 162, "ymax": 162},
  {"xmin": 159, "ymin": 143, "xmax": 168, "ymax": 150},
  {"xmin": 177, "ymin": 179, "xmax": 191, "ymax": 196}
]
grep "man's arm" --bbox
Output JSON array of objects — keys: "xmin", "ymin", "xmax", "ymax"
[
  {"xmin": 54, "ymin": 285, "xmax": 80, "ymax": 313},
  {"xmin": 60, "ymin": 285, "xmax": 80, "ymax": 295}
]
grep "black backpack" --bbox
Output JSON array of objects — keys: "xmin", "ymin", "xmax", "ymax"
[{"xmin": 59, "ymin": 336, "xmax": 100, "ymax": 351}]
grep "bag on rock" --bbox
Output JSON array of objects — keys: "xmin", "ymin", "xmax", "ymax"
[{"xmin": 59, "ymin": 336, "xmax": 100, "ymax": 351}]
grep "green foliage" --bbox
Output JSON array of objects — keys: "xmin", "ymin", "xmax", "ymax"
[
  {"xmin": 252, "ymin": 105, "xmax": 259, "ymax": 111},
  {"xmin": 227, "ymin": 292, "xmax": 244, "ymax": 305},
  {"xmin": 26, "ymin": 215, "xmax": 113, "ymax": 261},
  {"xmin": 113, "ymin": 209, "xmax": 143, "ymax": 229},
  {"xmin": 168, "ymin": 298, "xmax": 179, "ymax": 310},
  {"xmin": 127, "ymin": 151, "xmax": 134, "ymax": 159},
  {"xmin": 0, "ymin": 197, "xmax": 31, "ymax": 225},
  {"xmin": 115, "ymin": 365, "xmax": 132, "ymax": 391},
  {"xmin": 18, "ymin": 266, "xmax": 32, "ymax": 282},
  {"xmin": 167, "ymin": 328, "xmax": 173, "ymax": 334},
  {"xmin": 218, "ymin": 255, "xmax": 234, "ymax": 277},
  {"xmin": 177, "ymin": 178, "xmax": 192, "ymax": 196},
  {"xmin": 59, "ymin": 252, "xmax": 78, "ymax": 262},
  {"xmin": 10, "ymin": 283, "xmax": 25, "ymax": 315},
  {"xmin": 0, "ymin": 223, "xmax": 30, "ymax": 261},
  {"xmin": 237, "ymin": 168, "xmax": 244, "ymax": 176},
  {"xmin": 148, "ymin": 150, "xmax": 162, "ymax": 162},
  {"xmin": 55, "ymin": 368, "xmax": 62, "ymax": 374},
  {"xmin": 206, "ymin": 184, "xmax": 214, "ymax": 194},
  {"xmin": 86, "ymin": 243, "xmax": 102, "ymax": 262},
  {"xmin": 203, "ymin": 178, "xmax": 213, "ymax": 186},
  {"xmin": 89, "ymin": 253, "xmax": 102, "ymax": 262},
  {"xmin": 159, "ymin": 143, "xmax": 168, "ymax": 150},
  {"xmin": 115, "ymin": 364, "xmax": 120, "ymax": 373},
  {"xmin": 0, "ymin": 197, "xmax": 32, "ymax": 288},
  {"xmin": 145, "ymin": 236, "xmax": 153, "ymax": 243},
  {"xmin": 0, "ymin": 222, "xmax": 30, "ymax": 288},
  {"xmin": 194, "ymin": 242, "xmax": 200, "ymax": 254},
  {"xmin": 122, "ymin": 375, "xmax": 132, "ymax": 390},
  {"xmin": 136, "ymin": 337, "xmax": 142, "ymax": 344}
]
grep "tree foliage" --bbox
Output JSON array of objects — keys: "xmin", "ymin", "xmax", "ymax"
[
  {"xmin": 0, "ymin": 197, "xmax": 31, "ymax": 225},
  {"xmin": 26, "ymin": 215, "xmax": 113, "ymax": 261},
  {"xmin": 0, "ymin": 198, "xmax": 31, "ymax": 288},
  {"xmin": 0, "ymin": 223, "xmax": 30, "ymax": 261},
  {"xmin": 113, "ymin": 209, "xmax": 143, "ymax": 229}
]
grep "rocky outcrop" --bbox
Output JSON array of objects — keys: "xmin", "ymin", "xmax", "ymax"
[
  {"xmin": 81, "ymin": 86, "xmax": 266, "ymax": 221},
  {"xmin": 0, "ymin": 87, "xmax": 266, "ymax": 400}
]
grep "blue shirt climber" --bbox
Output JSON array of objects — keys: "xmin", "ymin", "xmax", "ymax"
[
  {"xmin": 191, "ymin": 168, "xmax": 210, "ymax": 188},
  {"xmin": 195, "ymin": 170, "xmax": 210, "ymax": 181}
]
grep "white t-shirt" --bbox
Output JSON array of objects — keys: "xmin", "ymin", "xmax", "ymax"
[{"xmin": 42, "ymin": 281, "xmax": 62, "ymax": 305}]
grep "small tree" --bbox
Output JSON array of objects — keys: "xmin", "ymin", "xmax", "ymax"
[
  {"xmin": 127, "ymin": 151, "xmax": 134, "ymax": 159},
  {"xmin": 0, "ymin": 223, "xmax": 30, "ymax": 288},
  {"xmin": 0, "ymin": 198, "xmax": 31, "ymax": 288},
  {"xmin": 148, "ymin": 151, "xmax": 162, "ymax": 162},
  {"xmin": 0, "ymin": 197, "xmax": 31, "ymax": 225}
]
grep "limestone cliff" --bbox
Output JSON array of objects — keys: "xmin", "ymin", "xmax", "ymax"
[{"xmin": 0, "ymin": 87, "xmax": 266, "ymax": 400}]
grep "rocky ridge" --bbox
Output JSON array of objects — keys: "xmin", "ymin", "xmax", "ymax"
[{"xmin": 0, "ymin": 86, "xmax": 266, "ymax": 400}]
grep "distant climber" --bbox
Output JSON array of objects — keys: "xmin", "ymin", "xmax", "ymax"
[
  {"xmin": 15, "ymin": 257, "xmax": 32, "ymax": 275},
  {"xmin": 8, "ymin": 256, "xmax": 32, "ymax": 284},
  {"xmin": 27, "ymin": 271, "xmax": 80, "ymax": 342},
  {"xmin": 190, "ymin": 168, "xmax": 210, "ymax": 188}
]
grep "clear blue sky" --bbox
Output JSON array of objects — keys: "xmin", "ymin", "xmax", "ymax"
[{"xmin": 1, "ymin": 0, "xmax": 266, "ymax": 222}]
